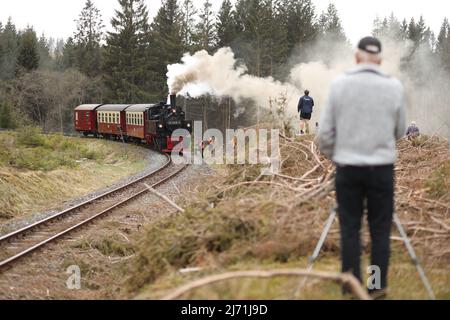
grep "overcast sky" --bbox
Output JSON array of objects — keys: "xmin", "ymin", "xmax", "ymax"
[{"xmin": 1, "ymin": 0, "xmax": 449, "ymax": 46}]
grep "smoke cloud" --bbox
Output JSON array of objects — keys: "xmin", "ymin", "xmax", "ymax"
[
  {"xmin": 168, "ymin": 40, "xmax": 450, "ymax": 135},
  {"xmin": 167, "ymin": 47, "xmax": 301, "ymax": 113}
]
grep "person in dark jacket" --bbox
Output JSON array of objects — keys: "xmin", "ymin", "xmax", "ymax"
[
  {"xmin": 298, "ymin": 90, "xmax": 315, "ymax": 135},
  {"xmin": 406, "ymin": 121, "xmax": 420, "ymax": 140}
]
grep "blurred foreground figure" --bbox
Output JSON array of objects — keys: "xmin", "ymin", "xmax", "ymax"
[
  {"xmin": 318, "ymin": 36, "xmax": 406, "ymax": 299},
  {"xmin": 298, "ymin": 90, "xmax": 315, "ymax": 135},
  {"xmin": 406, "ymin": 121, "xmax": 420, "ymax": 140}
]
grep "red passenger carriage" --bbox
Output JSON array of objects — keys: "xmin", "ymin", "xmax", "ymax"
[
  {"xmin": 74, "ymin": 104, "xmax": 102, "ymax": 136},
  {"xmin": 125, "ymin": 104, "xmax": 152, "ymax": 143},
  {"xmin": 96, "ymin": 104, "xmax": 131, "ymax": 139}
]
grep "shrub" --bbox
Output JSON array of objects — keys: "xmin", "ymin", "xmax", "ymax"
[
  {"xmin": 16, "ymin": 126, "xmax": 46, "ymax": 148},
  {"xmin": 426, "ymin": 160, "xmax": 450, "ymax": 199}
]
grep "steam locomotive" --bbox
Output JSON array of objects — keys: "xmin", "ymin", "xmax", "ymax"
[{"xmin": 74, "ymin": 95, "xmax": 193, "ymax": 152}]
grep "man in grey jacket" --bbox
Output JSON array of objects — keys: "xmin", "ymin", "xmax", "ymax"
[{"xmin": 318, "ymin": 37, "xmax": 406, "ymax": 298}]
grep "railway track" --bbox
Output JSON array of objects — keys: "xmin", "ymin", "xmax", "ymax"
[{"xmin": 0, "ymin": 153, "xmax": 187, "ymax": 271}]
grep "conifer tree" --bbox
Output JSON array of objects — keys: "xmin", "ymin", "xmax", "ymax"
[
  {"xmin": 17, "ymin": 27, "xmax": 39, "ymax": 73},
  {"xmin": 179, "ymin": 0, "xmax": 197, "ymax": 51},
  {"xmin": 62, "ymin": 37, "xmax": 77, "ymax": 69},
  {"xmin": 74, "ymin": 0, "xmax": 105, "ymax": 77},
  {"xmin": 103, "ymin": 0, "xmax": 154, "ymax": 102},
  {"xmin": 37, "ymin": 33, "xmax": 52, "ymax": 69},
  {"xmin": 436, "ymin": 18, "xmax": 450, "ymax": 71},
  {"xmin": 320, "ymin": 3, "xmax": 346, "ymax": 42},
  {"xmin": 216, "ymin": 0, "xmax": 236, "ymax": 48},
  {"xmin": 0, "ymin": 18, "xmax": 19, "ymax": 80},
  {"xmin": 194, "ymin": 0, "xmax": 216, "ymax": 52},
  {"xmin": 151, "ymin": 0, "xmax": 183, "ymax": 96},
  {"xmin": 285, "ymin": 0, "xmax": 318, "ymax": 54}
]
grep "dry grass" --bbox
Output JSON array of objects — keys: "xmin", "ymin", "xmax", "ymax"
[
  {"xmin": 125, "ymin": 132, "xmax": 449, "ymax": 300},
  {"xmin": 0, "ymin": 131, "xmax": 148, "ymax": 221}
]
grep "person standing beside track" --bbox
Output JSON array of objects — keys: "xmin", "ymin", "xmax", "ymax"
[
  {"xmin": 317, "ymin": 36, "xmax": 407, "ymax": 299},
  {"xmin": 298, "ymin": 90, "xmax": 315, "ymax": 135}
]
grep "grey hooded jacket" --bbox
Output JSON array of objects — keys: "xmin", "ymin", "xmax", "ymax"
[{"xmin": 318, "ymin": 64, "xmax": 406, "ymax": 166}]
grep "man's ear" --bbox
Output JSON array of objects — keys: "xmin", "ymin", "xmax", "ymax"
[{"xmin": 355, "ymin": 52, "xmax": 361, "ymax": 64}]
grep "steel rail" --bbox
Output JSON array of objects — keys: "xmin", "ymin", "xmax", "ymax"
[
  {"xmin": 0, "ymin": 153, "xmax": 171, "ymax": 243},
  {"xmin": 0, "ymin": 164, "xmax": 187, "ymax": 270}
]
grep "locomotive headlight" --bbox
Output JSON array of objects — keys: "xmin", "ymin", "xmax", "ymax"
[
  {"xmin": 187, "ymin": 123, "xmax": 191, "ymax": 128},
  {"xmin": 172, "ymin": 109, "xmax": 177, "ymax": 113},
  {"xmin": 158, "ymin": 124, "xmax": 163, "ymax": 129}
]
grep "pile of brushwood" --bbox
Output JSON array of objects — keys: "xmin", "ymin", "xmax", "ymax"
[
  {"xmin": 126, "ymin": 133, "xmax": 449, "ymax": 296},
  {"xmin": 396, "ymin": 136, "xmax": 449, "ymax": 258}
]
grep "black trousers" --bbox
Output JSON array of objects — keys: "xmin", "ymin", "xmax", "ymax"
[{"xmin": 336, "ymin": 165, "xmax": 394, "ymax": 291}]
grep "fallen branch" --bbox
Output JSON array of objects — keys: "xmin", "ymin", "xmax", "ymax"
[
  {"xmin": 161, "ymin": 269, "xmax": 371, "ymax": 300},
  {"xmin": 144, "ymin": 183, "xmax": 185, "ymax": 213},
  {"xmin": 220, "ymin": 180, "xmax": 302, "ymax": 193}
]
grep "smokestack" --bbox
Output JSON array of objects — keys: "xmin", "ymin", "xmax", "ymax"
[{"xmin": 170, "ymin": 94, "xmax": 177, "ymax": 108}]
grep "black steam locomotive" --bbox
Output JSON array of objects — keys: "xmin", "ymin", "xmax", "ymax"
[{"xmin": 74, "ymin": 95, "xmax": 193, "ymax": 152}]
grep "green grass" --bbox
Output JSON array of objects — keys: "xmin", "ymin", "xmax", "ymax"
[
  {"xmin": 135, "ymin": 249, "xmax": 450, "ymax": 300},
  {"xmin": 0, "ymin": 127, "xmax": 104, "ymax": 171},
  {"xmin": 0, "ymin": 130, "xmax": 148, "ymax": 220}
]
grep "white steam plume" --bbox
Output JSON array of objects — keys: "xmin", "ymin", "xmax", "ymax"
[
  {"xmin": 167, "ymin": 47, "xmax": 301, "ymax": 112},
  {"xmin": 168, "ymin": 42, "xmax": 450, "ymax": 135}
]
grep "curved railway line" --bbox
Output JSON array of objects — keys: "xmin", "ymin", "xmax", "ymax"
[{"xmin": 0, "ymin": 152, "xmax": 187, "ymax": 271}]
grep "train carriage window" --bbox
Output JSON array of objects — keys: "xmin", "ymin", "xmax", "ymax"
[
  {"xmin": 76, "ymin": 112, "xmax": 79, "ymax": 121},
  {"xmin": 108, "ymin": 113, "xmax": 111, "ymax": 124},
  {"xmin": 117, "ymin": 113, "xmax": 120, "ymax": 124}
]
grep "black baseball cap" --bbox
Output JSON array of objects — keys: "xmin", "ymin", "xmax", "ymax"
[{"xmin": 358, "ymin": 36, "xmax": 382, "ymax": 54}]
